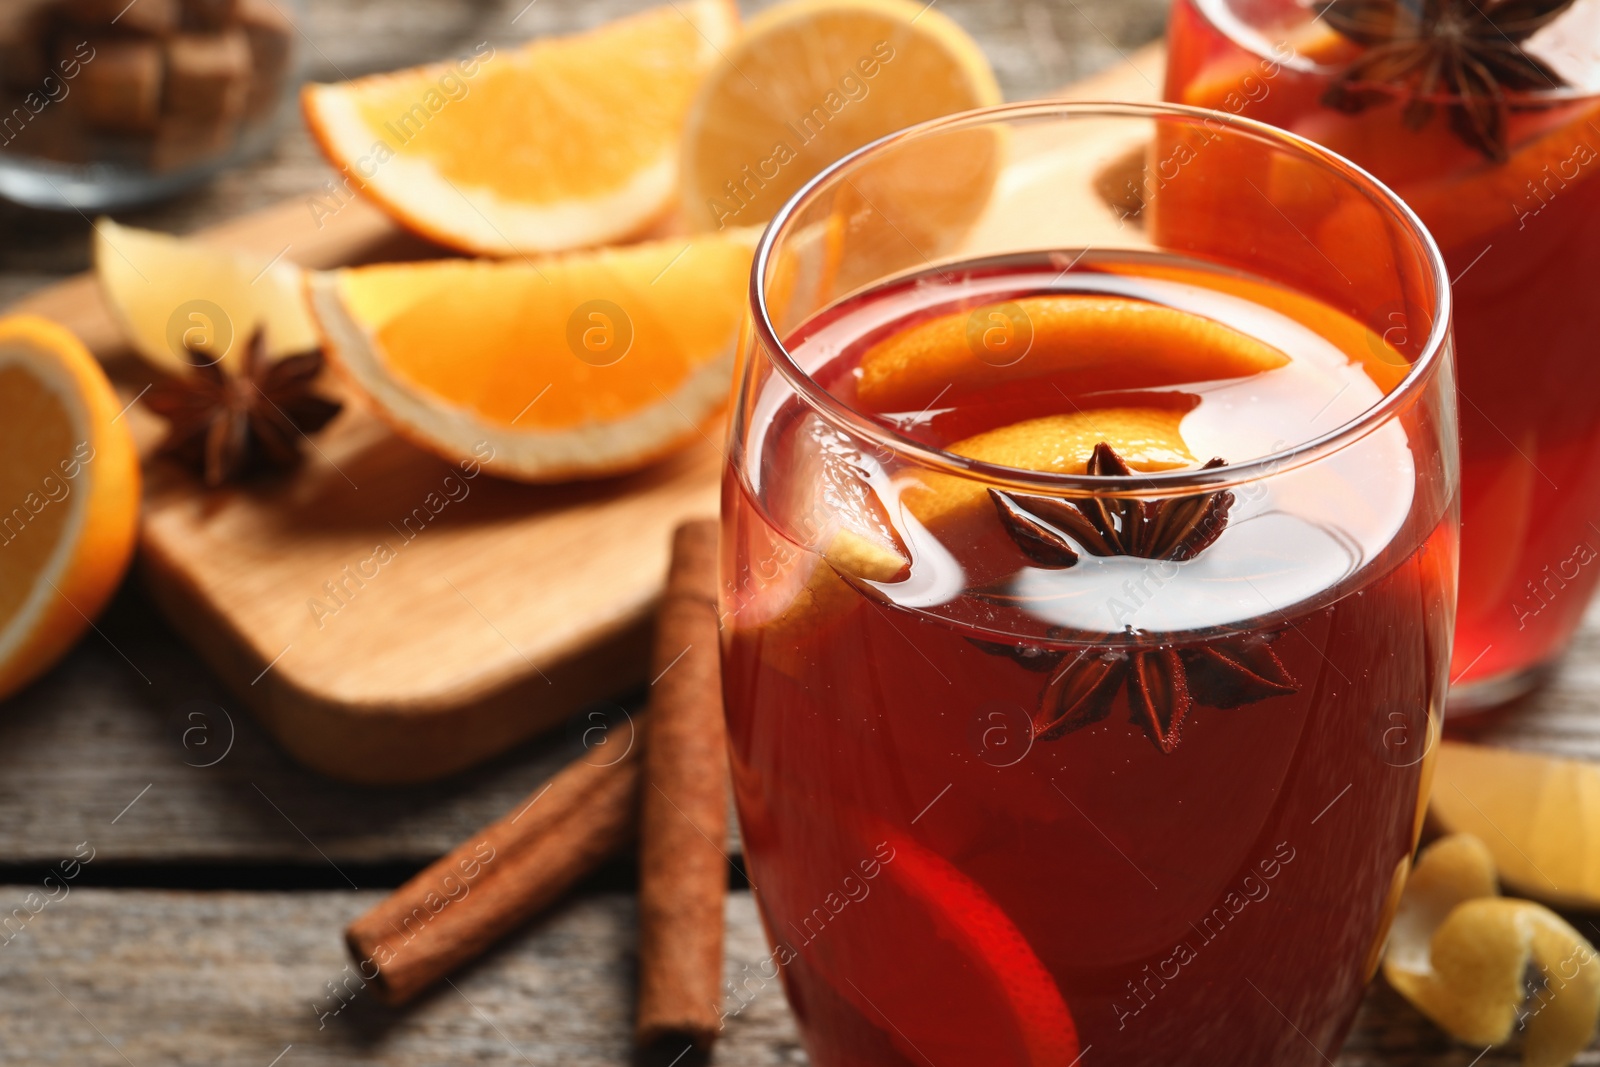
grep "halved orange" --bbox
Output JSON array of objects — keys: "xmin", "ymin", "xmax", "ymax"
[
  {"xmin": 855, "ymin": 294, "xmax": 1290, "ymax": 413},
  {"xmin": 0, "ymin": 316, "xmax": 140, "ymax": 701},
  {"xmin": 310, "ymin": 229, "xmax": 759, "ymax": 482},
  {"xmin": 303, "ymin": 1, "xmax": 738, "ymax": 256},
  {"xmin": 679, "ymin": 0, "xmax": 1000, "ymax": 232}
]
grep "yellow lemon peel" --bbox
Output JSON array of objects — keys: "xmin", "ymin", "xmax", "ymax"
[{"xmin": 1383, "ymin": 833, "xmax": 1600, "ymax": 1067}]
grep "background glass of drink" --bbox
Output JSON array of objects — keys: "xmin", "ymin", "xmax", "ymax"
[
  {"xmin": 720, "ymin": 102, "xmax": 1457, "ymax": 1066},
  {"xmin": 1167, "ymin": 0, "xmax": 1600, "ymax": 705}
]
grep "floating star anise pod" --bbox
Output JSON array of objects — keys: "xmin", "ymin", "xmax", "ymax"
[
  {"xmin": 143, "ymin": 330, "xmax": 343, "ymax": 488},
  {"xmin": 1317, "ymin": 0, "xmax": 1578, "ymax": 161},
  {"xmin": 974, "ymin": 441, "xmax": 1298, "ymax": 753}
]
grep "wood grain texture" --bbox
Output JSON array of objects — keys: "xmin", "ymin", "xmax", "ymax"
[
  {"xmin": 0, "ymin": 889, "xmax": 805, "ymax": 1066},
  {"xmin": 0, "ymin": 885, "xmax": 1569, "ymax": 1066}
]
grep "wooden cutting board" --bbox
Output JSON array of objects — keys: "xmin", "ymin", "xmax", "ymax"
[{"xmin": 9, "ymin": 46, "xmax": 1164, "ymax": 785}]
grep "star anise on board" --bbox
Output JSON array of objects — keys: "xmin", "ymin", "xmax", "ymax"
[
  {"xmin": 142, "ymin": 331, "xmax": 343, "ymax": 488},
  {"xmin": 1316, "ymin": 0, "xmax": 1578, "ymax": 161},
  {"xmin": 977, "ymin": 442, "xmax": 1298, "ymax": 753}
]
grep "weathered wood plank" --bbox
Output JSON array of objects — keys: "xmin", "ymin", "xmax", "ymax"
[
  {"xmin": 0, "ymin": 884, "xmax": 1575, "ymax": 1065},
  {"xmin": 0, "ymin": 583, "xmax": 600, "ymax": 865},
  {"xmin": 0, "ymin": 888, "xmax": 802, "ymax": 1065}
]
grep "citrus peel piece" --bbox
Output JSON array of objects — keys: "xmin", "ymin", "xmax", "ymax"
[{"xmin": 1383, "ymin": 833, "xmax": 1600, "ymax": 1067}]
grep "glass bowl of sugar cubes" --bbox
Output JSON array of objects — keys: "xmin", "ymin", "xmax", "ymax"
[{"xmin": 0, "ymin": 0, "xmax": 303, "ymax": 210}]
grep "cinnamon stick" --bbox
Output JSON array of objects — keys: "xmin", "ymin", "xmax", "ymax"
[
  {"xmin": 344, "ymin": 723, "xmax": 643, "ymax": 1006},
  {"xmin": 636, "ymin": 519, "xmax": 730, "ymax": 1051}
]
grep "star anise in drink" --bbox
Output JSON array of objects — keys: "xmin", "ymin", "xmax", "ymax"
[
  {"xmin": 143, "ymin": 331, "xmax": 343, "ymax": 488},
  {"xmin": 1316, "ymin": 0, "xmax": 1578, "ymax": 162},
  {"xmin": 978, "ymin": 442, "xmax": 1298, "ymax": 753}
]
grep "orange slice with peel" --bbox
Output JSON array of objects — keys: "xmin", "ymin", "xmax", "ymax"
[
  {"xmin": 810, "ymin": 827, "xmax": 1079, "ymax": 1065},
  {"xmin": 902, "ymin": 405, "xmax": 1197, "ymax": 531},
  {"xmin": 679, "ymin": 0, "xmax": 1000, "ymax": 233},
  {"xmin": 303, "ymin": 1, "xmax": 737, "ymax": 256},
  {"xmin": 310, "ymin": 229, "xmax": 759, "ymax": 482},
  {"xmin": 1429, "ymin": 741, "xmax": 1600, "ymax": 910},
  {"xmin": 1095, "ymin": 258, "xmax": 1413, "ymax": 394},
  {"xmin": 0, "ymin": 316, "xmax": 140, "ymax": 701},
  {"xmin": 1383, "ymin": 833, "xmax": 1600, "ymax": 1067},
  {"xmin": 854, "ymin": 295, "xmax": 1290, "ymax": 414}
]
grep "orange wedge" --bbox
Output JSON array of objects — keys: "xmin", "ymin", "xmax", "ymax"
[
  {"xmin": 679, "ymin": 0, "xmax": 1000, "ymax": 232},
  {"xmin": 0, "ymin": 316, "xmax": 140, "ymax": 701},
  {"xmin": 310, "ymin": 229, "xmax": 759, "ymax": 482},
  {"xmin": 303, "ymin": 1, "xmax": 738, "ymax": 256},
  {"xmin": 856, "ymin": 294, "xmax": 1290, "ymax": 413}
]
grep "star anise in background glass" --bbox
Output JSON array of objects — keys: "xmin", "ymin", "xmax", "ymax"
[
  {"xmin": 1317, "ymin": 0, "xmax": 1578, "ymax": 161},
  {"xmin": 143, "ymin": 331, "xmax": 343, "ymax": 488},
  {"xmin": 977, "ymin": 442, "xmax": 1298, "ymax": 753}
]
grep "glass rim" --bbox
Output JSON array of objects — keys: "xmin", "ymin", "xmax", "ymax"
[
  {"xmin": 1192, "ymin": 0, "xmax": 1600, "ymax": 105},
  {"xmin": 748, "ymin": 99, "xmax": 1453, "ymax": 497}
]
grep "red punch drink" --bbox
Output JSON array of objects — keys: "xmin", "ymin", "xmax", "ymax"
[
  {"xmin": 1166, "ymin": 0, "xmax": 1600, "ymax": 703},
  {"xmin": 721, "ymin": 105, "xmax": 1457, "ymax": 1065}
]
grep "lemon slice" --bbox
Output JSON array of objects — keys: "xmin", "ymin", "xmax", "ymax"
[
  {"xmin": 679, "ymin": 0, "xmax": 1000, "ymax": 232},
  {"xmin": 1430, "ymin": 741, "xmax": 1600, "ymax": 909},
  {"xmin": 94, "ymin": 218, "xmax": 319, "ymax": 373}
]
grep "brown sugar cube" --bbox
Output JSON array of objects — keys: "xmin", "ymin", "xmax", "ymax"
[
  {"xmin": 235, "ymin": 0, "xmax": 289, "ymax": 119},
  {"xmin": 148, "ymin": 110, "xmax": 233, "ymax": 171},
  {"xmin": 180, "ymin": 0, "xmax": 239, "ymax": 30},
  {"xmin": 163, "ymin": 30, "xmax": 249, "ymax": 123},
  {"xmin": 74, "ymin": 37, "xmax": 162, "ymax": 132},
  {"xmin": 0, "ymin": 2, "xmax": 55, "ymax": 90},
  {"xmin": 63, "ymin": 0, "xmax": 179, "ymax": 34}
]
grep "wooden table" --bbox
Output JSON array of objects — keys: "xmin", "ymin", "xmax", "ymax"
[{"xmin": 2, "ymin": 0, "xmax": 1596, "ymax": 1063}]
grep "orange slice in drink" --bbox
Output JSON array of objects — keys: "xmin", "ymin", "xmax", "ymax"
[
  {"xmin": 903, "ymin": 404, "xmax": 1194, "ymax": 517},
  {"xmin": 1095, "ymin": 258, "xmax": 1413, "ymax": 394},
  {"xmin": 854, "ymin": 294, "xmax": 1289, "ymax": 414},
  {"xmin": 727, "ymin": 412, "xmax": 907, "ymax": 674},
  {"xmin": 310, "ymin": 229, "xmax": 758, "ymax": 482},
  {"xmin": 805, "ymin": 827, "xmax": 1080, "ymax": 1065},
  {"xmin": 303, "ymin": 1, "xmax": 737, "ymax": 255},
  {"xmin": 0, "ymin": 316, "xmax": 140, "ymax": 701}
]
